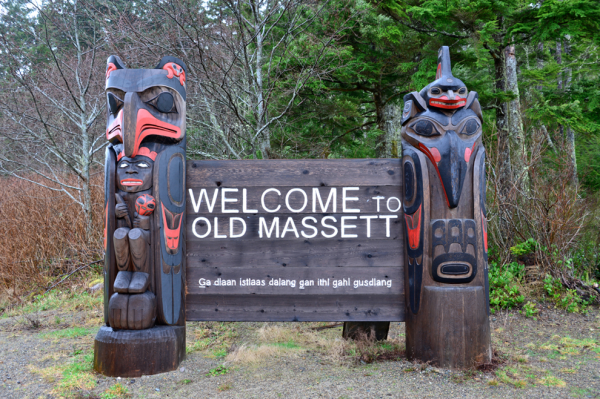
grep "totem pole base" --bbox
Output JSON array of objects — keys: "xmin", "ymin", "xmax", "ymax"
[
  {"xmin": 406, "ymin": 286, "xmax": 491, "ymax": 369},
  {"xmin": 94, "ymin": 325, "xmax": 185, "ymax": 377},
  {"xmin": 343, "ymin": 322, "xmax": 390, "ymax": 341}
]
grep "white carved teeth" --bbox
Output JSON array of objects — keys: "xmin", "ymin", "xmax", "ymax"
[{"xmin": 431, "ymin": 100, "xmax": 465, "ymax": 106}]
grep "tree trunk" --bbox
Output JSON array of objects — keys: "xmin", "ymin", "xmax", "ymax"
[
  {"xmin": 504, "ymin": 44, "xmax": 528, "ymax": 190},
  {"xmin": 382, "ymin": 102, "xmax": 401, "ymax": 158},
  {"xmin": 255, "ymin": 26, "xmax": 270, "ymax": 159},
  {"xmin": 494, "ymin": 44, "xmax": 513, "ymax": 245},
  {"xmin": 563, "ymin": 37, "xmax": 578, "ymax": 185}
]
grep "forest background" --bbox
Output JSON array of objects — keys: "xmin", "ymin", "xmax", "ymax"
[{"xmin": 0, "ymin": 0, "xmax": 599, "ymax": 314}]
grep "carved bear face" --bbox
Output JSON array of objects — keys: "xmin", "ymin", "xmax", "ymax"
[{"xmin": 105, "ymin": 55, "xmax": 187, "ymax": 159}]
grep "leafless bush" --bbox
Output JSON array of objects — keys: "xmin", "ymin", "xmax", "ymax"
[
  {"xmin": 488, "ymin": 127, "xmax": 588, "ymax": 278},
  {"xmin": 0, "ymin": 175, "xmax": 103, "ymax": 297}
]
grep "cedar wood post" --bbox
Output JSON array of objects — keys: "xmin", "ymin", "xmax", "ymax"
[
  {"xmin": 94, "ymin": 55, "xmax": 187, "ymax": 377},
  {"xmin": 401, "ymin": 46, "xmax": 491, "ymax": 368}
]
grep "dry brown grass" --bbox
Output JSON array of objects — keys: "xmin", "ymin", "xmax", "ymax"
[{"xmin": 0, "ymin": 174, "xmax": 103, "ymax": 302}]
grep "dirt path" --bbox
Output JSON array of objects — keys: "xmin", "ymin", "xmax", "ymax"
[{"xmin": 0, "ymin": 306, "xmax": 599, "ymax": 398}]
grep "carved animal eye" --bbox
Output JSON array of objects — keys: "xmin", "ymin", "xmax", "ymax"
[
  {"xmin": 107, "ymin": 93, "xmax": 123, "ymax": 114},
  {"xmin": 138, "ymin": 162, "xmax": 149, "ymax": 168},
  {"xmin": 148, "ymin": 92, "xmax": 176, "ymax": 113},
  {"xmin": 460, "ymin": 119, "xmax": 480, "ymax": 135},
  {"xmin": 430, "ymin": 87, "xmax": 441, "ymax": 95},
  {"xmin": 410, "ymin": 120, "xmax": 440, "ymax": 137},
  {"xmin": 458, "ymin": 87, "xmax": 467, "ymax": 95},
  {"xmin": 119, "ymin": 162, "xmax": 129, "ymax": 168}
]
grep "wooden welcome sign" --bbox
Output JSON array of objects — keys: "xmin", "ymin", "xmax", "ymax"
[
  {"xmin": 185, "ymin": 159, "xmax": 405, "ymax": 322},
  {"xmin": 94, "ymin": 47, "xmax": 491, "ymax": 377}
]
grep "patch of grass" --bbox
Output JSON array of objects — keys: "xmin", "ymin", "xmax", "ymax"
[
  {"xmin": 3, "ymin": 289, "xmax": 102, "ymax": 318},
  {"xmin": 218, "ymin": 383, "xmax": 232, "ymax": 391},
  {"xmin": 179, "ymin": 379, "xmax": 192, "ymax": 385},
  {"xmin": 537, "ymin": 336, "xmax": 597, "ymax": 357},
  {"xmin": 40, "ymin": 326, "xmax": 96, "ymax": 339},
  {"xmin": 211, "ymin": 347, "xmax": 228, "ymax": 358},
  {"xmin": 495, "ymin": 368, "xmax": 528, "ymax": 388},
  {"xmin": 269, "ymin": 340, "xmax": 302, "ymax": 349},
  {"xmin": 101, "ymin": 382, "xmax": 130, "ymax": 398},
  {"xmin": 571, "ymin": 387, "xmax": 596, "ymax": 397},
  {"xmin": 29, "ymin": 351, "xmax": 97, "ymax": 397},
  {"xmin": 207, "ymin": 365, "xmax": 230, "ymax": 377},
  {"xmin": 536, "ymin": 375, "xmax": 566, "ymax": 387},
  {"xmin": 186, "ymin": 321, "xmax": 240, "ymax": 355},
  {"xmin": 520, "ymin": 301, "xmax": 539, "ymax": 319},
  {"xmin": 560, "ymin": 368, "xmax": 577, "ymax": 373}
]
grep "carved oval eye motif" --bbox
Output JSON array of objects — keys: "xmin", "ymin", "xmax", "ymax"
[
  {"xmin": 410, "ymin": 120, "xmax": 440, "ymax": 137},
  {"xmin": 458, "ymin": 87, "xmax": 467, "ymax": 95},
  {"xmin": 138, "ymin": 162, "xmax": 150, "ymax": 168},
  {"xmin": 148, "ymin": 92, "xmax": 176, "ymax": 113},
  {"xmin": 460, "ymin": 119, "xmax": 480, "ymax": 135},
  {"xmin": 119, "ymin": 162, "xmax": 129, "ymax": 168},
  {"xmin": 430, "ymin": 87, "xmax": 441, "ymax": 95},
  {"xmin": 107, "ymin": 93, "xmax": 123, "ymax": 114},
  {"xmin": 404, "ymin": 161, "xmax": 414, "ymax": 202}
]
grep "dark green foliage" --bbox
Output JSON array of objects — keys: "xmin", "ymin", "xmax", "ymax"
[
  {"xmin": 489, "ymin": 262, "xmax": 525, "ymax": 312},
  {"xmin": 543, "ymin": 275, "xmax": 591, "ymax": 313},
  {"xmin": 510, "ymin": 239, "xmax": 537, "ymax": 257}
]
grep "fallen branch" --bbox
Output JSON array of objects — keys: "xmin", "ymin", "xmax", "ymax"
[
  {"xmin": 42, "ymin": 259, "xmax": 102, "ymax": 295},
  {"xmin": 311, "ymin": 323, "xmax": 343, "ymax": 331}
]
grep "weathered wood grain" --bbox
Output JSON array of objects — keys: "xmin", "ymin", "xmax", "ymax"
[
  {"xmin": 185, "ymin": 293, "xmax": 404, "ymax": 322},
  {"xmin": 187, "ymin": 239, "xmax": 402, "ymax": 268},
  {"xmin": 185, "ymin": 158, "xmax": 405, "ymax": 323},
  {"xmin": 94, "ymin": 325, "xmax": 185, "ymax": 377},
  {"xmin": 187, "ymin": 266, "xmax": 402, "ymax": 295},
  {"xmin": 187, "ymin": 159, "xmax": 401, "ymax": 187}
]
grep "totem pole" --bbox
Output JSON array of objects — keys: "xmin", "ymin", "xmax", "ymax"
[
  {"xmin": 401, "ymin": 46, "xmax": 491, "ymax": 368},
  {"xmin": 94, "ymin": 55, "xmax": 187, "ymax": 377}
]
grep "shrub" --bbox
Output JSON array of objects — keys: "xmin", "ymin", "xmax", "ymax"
[
  {"xmin": 520, "ymin": 301, "xmax": 539, "ymax": 319},
  {"xmin": 489, "ymin": 262, "xmax": 525, "ymax": 312},
  {"xmin": 510, "ymin": 238, "xmax": 537, "ymax": 257},
  {"xmin": 543, "ymin": 275, "xmax": 591, "ymax": 313},
  {"xmin": 0, "ymin": 175, "xmax": 103, "ymax": 300}
]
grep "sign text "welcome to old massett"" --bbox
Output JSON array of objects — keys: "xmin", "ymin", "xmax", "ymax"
[{"xmin": 184, "ymin": 159, "xmax": 406, "ymax": 322}]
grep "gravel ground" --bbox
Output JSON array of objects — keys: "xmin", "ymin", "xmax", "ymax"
[{"xmin": 0, "ymin": 306, "xmax": 599, "ymax": 398}]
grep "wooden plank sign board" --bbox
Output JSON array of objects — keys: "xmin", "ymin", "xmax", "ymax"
[{"xmin": 185, "ymin": 159, "xmax": 405, "ymax": 322}]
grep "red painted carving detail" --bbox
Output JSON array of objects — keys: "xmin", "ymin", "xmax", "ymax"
[
  {"xmin": 436, "ymin": 63, "xmax": 441, "ymax": 79},
  {"xmin": 136, "ymin": 194, "xmax": 156, "ymax": 216},
  {"xmin": 106, "ymin": 109, "xmax": 123, "ymax": 142},
  {"xmin": 163, "ymin": 62, "xmax": 185, "ymax": 86},
  {"xmin": 418, "ymin": 143, "xmax": 450, "ymax": 207},
  {"xmin": 465, "ymin": 141, "xmax": 477, "ymax": 163},
  {"xmin": 161, "ymin": 205, "xmax": 182, "ymax": 251},
  {"xmin": 137, "ymin": 147, "xmax": 157, "ymax": 161},
  {"xmin": 106, "ymin": 63, "xmax": 118, "ymax": 80},
  {"xmin": 405, "ymin": 205, "xmax": 422, "ymax": 250},
  {"xmin": 428, "ymin": 96, "xmax": 466, "ymax": 109},
  {"xmin": 131, "ymin": 108, "xmax": 181, "ymax": 158},
  {"xmin": 464, "ymin": 147, "xmax": 471, "ymax": 163}
]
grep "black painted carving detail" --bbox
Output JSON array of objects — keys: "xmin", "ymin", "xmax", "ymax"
[{"xmin": 431, "ymin": 218, "xmax": 477, "ymax": 284}]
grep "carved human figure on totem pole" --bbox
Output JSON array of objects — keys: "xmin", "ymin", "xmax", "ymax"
[
  {"xmin": 103, "ymin": 55, "xmax": 187, "ymax": 331},
  {"xmin": 401, "ymin": 46, "xmax": 491, "ymax": 368}
]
